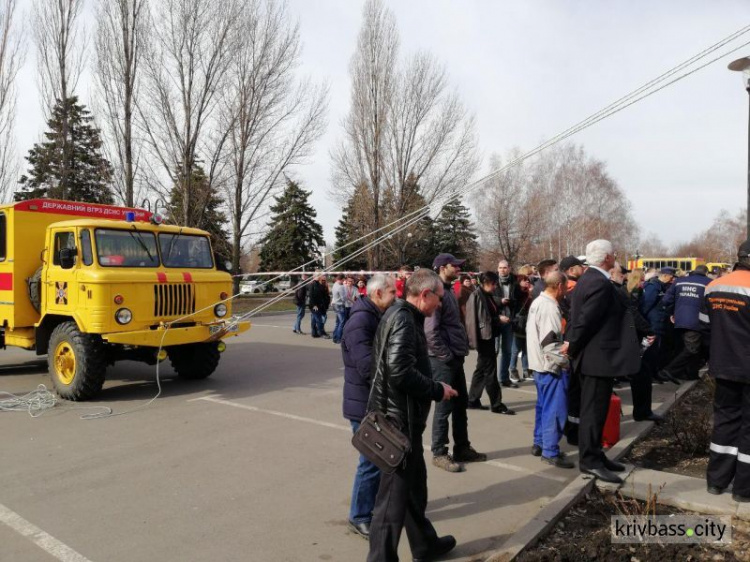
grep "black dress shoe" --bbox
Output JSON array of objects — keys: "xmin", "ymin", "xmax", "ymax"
[
  {"xmin": 603, "ymin": 458, "xmax": 626, "ymax": 472},
  {"xmin": 348, "ymin": 520, "xmax": 370, "ymax": 539},
  {"xmin": 531, "ymin": 444, "xmax": 542, "ymax": 457},
  {"xmin": 580, "ymin": 466, "xmax": 623, "ymax": 484},
  {"xmin": 707, "ymin": 485, "xmax": 726, "ymax": 495},
  {"xmin": 413, "ymin": 535, "xmax": 456, "ymax": 562},
  {"xmin": 491, "ymin": 403, "xmax": 516, "ymax": 415},
  {"xmin": 467, "ymin": 400, "xmax": 489, "ymax": 411},
  {"xmin": 501, "ymin": 380, "xmax": 519, "ymax": 389},
  {"xmin": 634, "ymin": 412, "xmax": 665, "ymax": 424}
]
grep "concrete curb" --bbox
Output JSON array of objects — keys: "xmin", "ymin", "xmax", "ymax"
[{"xmin": 483, "ymin": 379, "xmax": 697, "ymax": 561}]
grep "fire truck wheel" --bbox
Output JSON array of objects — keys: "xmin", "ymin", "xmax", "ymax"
[
  {"xmin": 28, "ymin": 266, "xmax": 43, "ymax": 313},
  {"xmin": 48, "ymin": 321, "xmax": 107, "ymax": 401},
  {"xmin": 169, "ymin": 342, "xmax": 220, "ymax": 380}
]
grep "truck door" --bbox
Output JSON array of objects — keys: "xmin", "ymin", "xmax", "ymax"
[{"xmin": 45, "ymin": 229, "xmax": 79, "ymax": 314}]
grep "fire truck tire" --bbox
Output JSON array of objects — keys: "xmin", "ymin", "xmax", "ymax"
[
  {"xmin": 28, "ymin": 267, "xmax": 43, "ymax": 313},
  {"xmin": 48, "ymin": 322, "xmax": 107, "ymax": 401},
  {"xmin": 169, "ymin": 342, "xmax": 220, "ymax": 380}
]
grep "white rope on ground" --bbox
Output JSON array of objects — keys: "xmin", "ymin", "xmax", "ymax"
[
  {"xmin": 80, "ymin": 24, "xmax": 750, "ymax": 419},
  {"xmin": 0, "ymin": 385, "xmax": 57, "ymax": 417}
]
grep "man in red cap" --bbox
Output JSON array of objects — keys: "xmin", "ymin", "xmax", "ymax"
[{"xmin": 425, "ymin": 253, "xmax": 487, "ymax": 472}]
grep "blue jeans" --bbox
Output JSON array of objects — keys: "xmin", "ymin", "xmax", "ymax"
[
  {"xmin": 533, "ymin": 371, "xmax": 569, "ymax": 458},
  {"xmin": 294, "ymin": 305, "xmax": 305, "ymax": 332},
  {"xmin": 510, "ymin": 335, "xmax": 529, "ymax": 374},
  {"xmin": 349, "ymin": 420, "xmax": 380, "ymax": 524},
  {"xmin": 311, "ymin": 310, "xmax": 325, "ymax": 336},
  {"xmin": 496, "ymin": 323, "xmax": 514, "ymax": 383},
  {"xmin": 333, "ymin": 307, "xmax": 350, "ymax": 342}
]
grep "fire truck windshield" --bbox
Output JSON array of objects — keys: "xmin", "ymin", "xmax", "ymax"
[
  {"xmin": 95, "ymin": 228, "xmax": 159, "ymax": 267},
  {"xmin": 158, "ymin": 233, "xmax": 214, "ymax": 269}
]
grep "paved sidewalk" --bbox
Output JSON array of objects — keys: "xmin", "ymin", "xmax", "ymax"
[{"xmin": 607, "ymin": 467, "xmax": 750, "ymax": 521}]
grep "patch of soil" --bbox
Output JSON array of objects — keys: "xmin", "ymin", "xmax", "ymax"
[
  {"xmin": 517, "ymin": 487, "xmax": 750, "ymax": 562},
  {"xmin": 625, "ymin": 378, "xmax": 713, "ymax": 479}
]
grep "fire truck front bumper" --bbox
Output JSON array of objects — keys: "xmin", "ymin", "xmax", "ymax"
[{"xmin": 101, "ymin": 320, "xmax": 251, "ymax": 347}]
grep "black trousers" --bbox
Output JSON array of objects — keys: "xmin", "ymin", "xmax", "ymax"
[
  {"xmin": 468, "ymin": 339, "xmax": 502, "ymax": 408},
  {"xmin": 663, "ymin": 329, "xmax": 706, "ymax": 381},
  {"xmin": 707, "ymin": 378, "xmax": 750, "ymax": 497},
  {"xmin": 430, "ymin": 357, "xmax": 470, "ymax": 456},
  {"xmin": 367, "ymin": 424, "xmax": 439, "ymax": 562},
  {"xmin": 565, "ymin": 368, "xmax": 581, "ymax": 444},
  {"xmin": 579, "ymin": 374, "xmax": 614, "ymax": 469},
  {"xmin": 630, "ymin": 346, "xmax": 658, "ymax": 420}
]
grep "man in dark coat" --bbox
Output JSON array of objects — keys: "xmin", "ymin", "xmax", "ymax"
[
  {"xmin": 367, "ymin": 269, "xmax": 458, "ymax": 562},
  {"xmin": 340, "ymin": 274, "xmax": 397, "ymax": 539},
  {"xmin": 659, "ymin": 265, "xmax": 710, "ymax": 381},
  {"xmin": 308, "ymin": 273, "xmax": 331, "ymax": 338},
  {"xmin": 292, "ymin": 274, "xmax": 309, "ymax": 334},
  {"xmin": 639, "ymin": 267, "xmax": 677, "ymax": 383},
  {"xmin": 565, "ymin": 240, "xmax": 640, "ymax": 484},
  {"xmin": 426, "ymin": 253, "xmax": 487, "ymax": 473}
]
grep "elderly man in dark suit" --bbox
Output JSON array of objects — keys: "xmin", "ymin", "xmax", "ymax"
[{"xmin": 565, "ymin": 240, "xmax": 641, "ymax": 484}]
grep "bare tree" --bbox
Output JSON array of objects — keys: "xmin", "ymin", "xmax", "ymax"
[
  {"xmin": 32, "ymin": 0, "xmax": 86, "ymax": 111},
  {"xmin": 332, "ymin": 0, "xmax": 478, "ymax": 268},
  {"xmin": 474, "ymin": 143, "xmax": 640, "ymax": 266},
  {"xmin": 221, "ymin": 0, "xmax": 327, "ymax": 289},
  {"xmin": 94, "ymin": 0, "xmax": 147, "ymax": 208},
  {"xmin": 0, "ymin": 0, "xmax": 22, "ymax": 200},
  {"xmin": 138, "ymin": 0, "xmax": 241, "ymax": 225},
  {"xmin": 331, "ymin": 0, "xmax": 398, "ymax": 269}
]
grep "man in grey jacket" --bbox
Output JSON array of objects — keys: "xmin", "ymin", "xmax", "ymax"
[
  {"xmin": 526, "ymin": 271, "xmax": 574, "ymax": 469},
  {"xmin": 426, "ymin": 253, "xmax": 487, "ymax": 472}
]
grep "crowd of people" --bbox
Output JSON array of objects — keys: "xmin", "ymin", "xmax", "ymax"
[{"xmin": 286, "ymin": 239, "xmax": 746, "ymax": 562}]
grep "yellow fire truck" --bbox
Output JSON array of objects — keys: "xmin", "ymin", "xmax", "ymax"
[{"xmin": 0, "ymin": 199, "xmax": 249, "ymax": 400}]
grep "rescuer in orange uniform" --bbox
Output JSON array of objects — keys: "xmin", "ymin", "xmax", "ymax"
[{"xmin": 703, "ymin": 240, "xmax": 750, "ymax": 502}]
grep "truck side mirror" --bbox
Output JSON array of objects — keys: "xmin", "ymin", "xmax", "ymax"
[{"xmin": 59, "ymin": 247, "xmax": 77, "ymax": 269}]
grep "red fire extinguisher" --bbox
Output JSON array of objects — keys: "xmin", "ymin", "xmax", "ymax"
[{"xmin": 602, "ymin": 393, "xmax": 621, "ymax": 449}]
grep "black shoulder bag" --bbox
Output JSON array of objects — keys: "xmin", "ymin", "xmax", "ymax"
[{"xmin": 351, "ymin": 312, "xmax": 412, "ymax": 474}]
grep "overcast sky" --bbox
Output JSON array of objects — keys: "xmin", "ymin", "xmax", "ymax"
[{"xmin": 13, "ymin": 0, "xmax": 750, "ymax": 248}]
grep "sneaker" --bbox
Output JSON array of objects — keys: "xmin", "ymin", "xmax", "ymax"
[
  {"xmin": 541, "ymin": 453, "xmax": 575, "ymax": 469},
  {"xmin": 322, "ymin": 334, "xmax": 332, "ymax": 340},
  {"xmin": 432, "ymin": 454, "xmax": 464, "ymax": 473},
  {"xmin": 523, "ymin": 370, "xmax": 531, "ymax": 380},
  {"xmin": 453, "ymin": 445, "xmax": 487, "ymax": 463},
  {"xmin": 531, "ymin": 444, "xmax": 542, "ymax": 457}
]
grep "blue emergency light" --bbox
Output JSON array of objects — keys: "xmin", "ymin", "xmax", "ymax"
[{"xmin": 125, "ymin": 211, "xmax": 136, "ymax": 222}]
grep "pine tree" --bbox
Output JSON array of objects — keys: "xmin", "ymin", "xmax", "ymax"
[
  {"xmin": 431, "ymin": 197, "xmax": 479, "ymax": 270},
  {"xmin": 168, "ymin": 164, "xmax": 233, "ymax": 265},
  {"xmin": 333, "ymin": 183, "xmax": 369, "ymax": 270},
  {"xmin": 15, "ymin": 96, "xmax": 114, "ymax": 203},
  {"xmin": 259, "ymin": 179, "xmax": 325, "ymax": 272}
]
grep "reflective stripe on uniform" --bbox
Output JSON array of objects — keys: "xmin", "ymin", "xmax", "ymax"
[
  {"xmin": 710, "ymin": 442, "xmax": 739, "ymax": 456},
  {"xmin": 739, "ymin": 452, "xmax": 750, "ymax": 464},
  {"xmin": 707, "ymin": 285, "xmax": 750, "ymax": 299},
  {"xmin": 698, "ymin": 312, "xmax": 710, "ymax": 323},
  {"xmin": 567, "ymin": 415, "xmax": 580, "ymax": 424}
]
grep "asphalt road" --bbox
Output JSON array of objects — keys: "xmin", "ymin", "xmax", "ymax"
[{"xmin": 0, "ymin": 313, "xmax": 674, "ymax": 562}]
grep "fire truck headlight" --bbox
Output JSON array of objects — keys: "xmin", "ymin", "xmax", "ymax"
[
  {"xmin": 214, "ymin": 303, "xmax": 228, "ymax": 318},
  {"xmin": 115, "ymin": 308, "xmax": 133, "ymax": 325}
]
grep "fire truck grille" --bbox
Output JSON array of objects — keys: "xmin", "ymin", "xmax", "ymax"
[{"xmin": 154, "ymin": 283, "xmax": 196, "ymax": 317}]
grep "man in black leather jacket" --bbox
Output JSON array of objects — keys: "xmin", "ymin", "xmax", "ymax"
[{"xmin": 367, "ymin": 269, "xmax": 458, "ymax": 562}]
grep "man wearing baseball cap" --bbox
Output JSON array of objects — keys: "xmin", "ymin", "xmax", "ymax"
[
  {"xmin": 704, "ymin": 240, "xmax": 750, "ymax": 501},
  {"xmin": 425, "ymin": 253, "xmax": 487, "ymax": 472}
]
